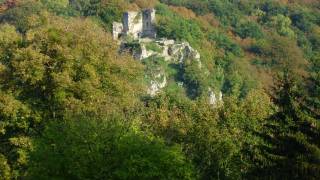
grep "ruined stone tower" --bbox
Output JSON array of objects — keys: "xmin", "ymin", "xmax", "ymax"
[
  {"xmin": 123, "ymin": 11, "xmax": 142, "ymax": 39},
  {"xmin": 142, "ymin": 9, "xmax": 156, "ymax": 38},
  {"xmin": 113, "ymin": 9, "xmax": 156, "ymax": 40}
]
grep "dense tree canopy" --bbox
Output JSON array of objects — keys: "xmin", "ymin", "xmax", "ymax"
[
  {"xmin": 28, "ymin": 118, "xmax": 196, "ymax": 180},
  {"xmin": 0, "ymin": 0, "xmax": 319, "ymax": 179}
]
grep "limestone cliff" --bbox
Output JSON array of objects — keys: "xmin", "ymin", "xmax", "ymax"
[
  {"xmin": 119, "ymin": 38, "xmax": 203, "ymax": 95},
  {"xmin": 113, "ymin": 9, "xmax": 223, "ymax": 106}
]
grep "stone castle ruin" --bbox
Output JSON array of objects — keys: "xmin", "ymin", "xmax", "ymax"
[
  {"xmin": 113, "ymin": 9, "xmax": 156, "ymax": 40},
  {"xmin": 112, "ymin": 9, "xmax": 223, "ymax": 106}
]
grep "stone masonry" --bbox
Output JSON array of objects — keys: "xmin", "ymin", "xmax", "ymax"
[
  {"xmin": 112, "ymin": 8, "xmax": 222, "ymax": 106},
  {"xmin": 113, "ymin": 9, "xmax": 156, "ymax": 40}
]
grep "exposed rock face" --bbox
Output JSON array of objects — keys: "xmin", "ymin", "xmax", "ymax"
[
  {"xmin": 123, "ymin": 38, "xmax": 201, "ymax": 63},
  {"xmin": 113, "ymin": 10, "xmax": 223, "ymax": 102},
  {"xmin": 119, "ymin": 38, "xmax": 202, "ymax": 96},
  {"xmin": 167, "ymin": 41, "xmax": 202, "ymax": 68},
  {"xmin": 208, "ymin": 88, "xmax": 223, "ymax": 107},
  {"xmin": 139, "ymin": 44, "xmax": 154, "ymax": 60},
  {"xmin": 148, "ymin": 74, "xmax": 167, "ymax": 96}
]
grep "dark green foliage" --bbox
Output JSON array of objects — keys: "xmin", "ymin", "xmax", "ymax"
[
  {"xmin": 258, "ymin": 71, "xmax": 320, "ymax": 179},
  {"xmin": 28, "ymin": 118, "xmax": 196, "ymax": 180},
  {"xmin": 156, "ymin": 4, "xmax": 204, "ymax": 47},
  {"xmin": 250, "ymin": 33, "xmax": 306, "ymax": 73},
  {"xmin": 68, "ymin": 0, "xmax": 100, "ymax": 16},
  {"xmin": 145, "ymin": 42, "xmax": 162, "ymax": 53},
  {"xmin": 307, "ymin": 53, "xmax": 320, "ymax": 118},
  {"xmin": 208, "ymin": 31, "xmax": 243, "ymax": 56},
  {"xmin": 41, "ymin": 0, "xmax": 78, "ymax": 16},
  {"xmin": 0, "ymin": 8, "xmax": 143, "ymax": 177},
  {"xmin": 0, "ymin": 1, "xmax": 44, "ymax": 33},
  {"xmin": 260, "ymin": 1, "xmax": 288, "ymax": 17},
  {"xmin": 309, "ymin": 29, "xmax": 320, "ymax": 52},
  {"xmin": 160, "ymin": 0, "xmax": 210, "ymax": 15},
  {"xmin": 0, "ymin": 0, "xmax": 319, "ymax": 179},
  {"xmin": 0, "ymin": 154, "xmax": 11, "ymax": 180},
  {"xmin": 235, "ymin": 21, "xmax": 264, "ymax": 39},
  {"xmin": 121, "ymin": 41, "xmax": 142, "ymax": 54},
  {"xmin": 291, "ymin": 11, "xmax": 314, "ymax": 32},
  {"xmin": 141, "ymin": 89, "xmax": 274, "ymax": 179},
  {"xmin": 208, "ymin": 0, "xmax": 242, "ymax": 26},
  {"xmin": 182, "ymin": 60, "xmax": 208, "ymax": 99},
  {"xmin": 99, "ymin": 4, "xmax": 123, "ymax": 30},
  {"xmin": 41, "ymin": 0, "xmax": 126, "ymax": 29}
]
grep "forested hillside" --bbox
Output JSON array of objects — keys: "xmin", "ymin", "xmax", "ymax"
[{"xmin": 0, "ymin": 0, "xmax": 319, "ymax": 179}]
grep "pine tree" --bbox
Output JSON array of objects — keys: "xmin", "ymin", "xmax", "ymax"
[
  {"xmin": 306, "ymin": 53, "xmax": 320, "ymax": 119},
  {"xmin": 261, "ymin": 69, "xmax": 320, "ymax": 179}
]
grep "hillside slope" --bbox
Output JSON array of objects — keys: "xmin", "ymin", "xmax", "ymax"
[{"xmin": 0, "ymin": 0, "xmax": 319, "ymax": 179}]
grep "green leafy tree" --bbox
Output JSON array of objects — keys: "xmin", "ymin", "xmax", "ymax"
[
  {"xmin": 268, "ymin": 14, "xmax": 295, "ymax": 38},
  {"xmin": 0, "ymin": 9, "xmax": 144, "ymax": 178},
  {"xmin": 183, "ymin": 89, "xmax": 274, "ymax": 179},
  {"xmin": 183, "ymin": 59, "xmax": 208, "ymax": 99},
  {"xmin": 156, "ymin": 4, "xmax": 204, "ymax": 47},
  {"xmin": 0, "ymin": 0, "xmax": 319, "ymax": 179},
  {"xmin": 235, "ymin": 21, "xmax": 264, "ymax": 39},
  {"xmin": 0, "ymin": 154, "xmax": 11, "ymax": 180},
  {"xmin": 28, "ymin": 118, "xmax": 196, "ymax": 180},
  {"xmin": 259, "ymin": 70, "xmax": 320, "ymax": 179},
  {"xmin": 208, "ymin": 30, "xmax": 243, "ymax": 56},
  {"xmin": 41, "ymin": 0, "xmax": 77, "ymax": 16},
  {"xmin": 306, "ymin": 53, "xmax": 320, "ymax": 118},
  {"xmin": 0, "ymin": 0, "xmax": 44, "ymax": 33},
  {"xmin": 290, "ymin": 11, "xmax": 312, "ymax": 32}
]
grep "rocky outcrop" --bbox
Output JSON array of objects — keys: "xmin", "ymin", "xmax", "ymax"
[
  {"xmin": 113, "ymin": 10, "xmax": 222, "ymax": 104},
  {"xmin": 148, "ymin": 73, "xmax": 167, "ymax": 96},
  {"xmin": 208, "ymin": 88, "xmax": 223, "ymax": 107},
  {"xmin": 166, "ymin": 41, "xmax": 202, "ymax": 68},
  {"xmin": 122, "ymin": 38, "xmax": 201, "ymax": 63},
  {"xmin": 119, "ymin": 38, "xmax": 202, "ymax": 96}
]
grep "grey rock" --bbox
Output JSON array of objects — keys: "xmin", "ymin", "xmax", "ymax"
[
  {"xmin": 113, "ymin": 10, "xmax": 205, "ymax": 97},
  {"xmin": 113, "ymin": 22, "xmax": 123, "ymax": 40},
  {"xmin": 148, "ymin": 74, "xmax": 167, "ymax": 96},
  {"xmin": 208, "ymin": 88, "xmax": 223, "ymax": 107},
  {"xmin": 113, "ymin": 9, "xmax": 156, "ymax": 40}
]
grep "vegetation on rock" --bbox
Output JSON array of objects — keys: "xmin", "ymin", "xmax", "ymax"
[{"xmin": 0, "ymin": 0, "xmax": 319, "ymax": 179}]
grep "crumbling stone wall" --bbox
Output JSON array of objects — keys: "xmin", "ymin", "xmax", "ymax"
[
  {"xmin": 123, "ymin": 11, "xmax": 143, "ymax": 39},
  {"xmin": 142, "ymin": 9, "xmax": 156, "ymax": 38},
  {"xmin": 113, "ymin": 9, "xmax": 156, "ymax": 40},
  {"xmin": 112, "ymin": 22, "xmax": 123, "ymax": 40}
]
